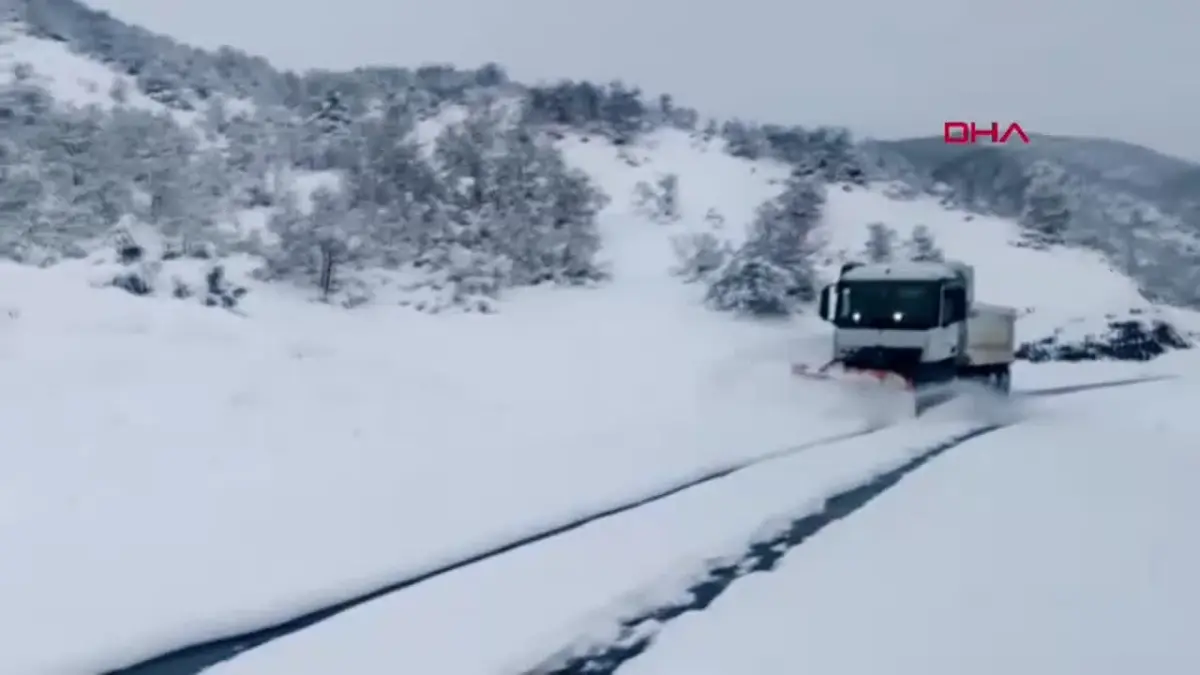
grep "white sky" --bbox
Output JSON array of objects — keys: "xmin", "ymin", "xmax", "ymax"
[{"xmin": 87, "ymin": 0, "xmax": 1200, "ymax": 160}]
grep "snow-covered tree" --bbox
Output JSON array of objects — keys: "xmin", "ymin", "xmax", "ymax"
[
  {"xmin": 671, "ymin": 231, "xmax": 731, "ymax": 282},
  {"xmin": 266, "ymin": 188, "xmax": 367, "ymax": 298},
  {"xmin": 1020, "ymin": 160, "xmax": 1073, "ymax": 247},
  {"xmin": 706, "ymin": 256, "xmax": 797, "ymax": 316},
  {"xmin": 657, "ymin": 173, "xmax": 679, "ymax": 222},
  {"xmin": 862, "ymin": 222, "xmax": 897, "ymax": 262},
  {"xmin": 300, "ymin": 91, "xmax": 356, "ymax": 170},
  {"xmin": 1118, "ymin": 208, "xmax": 1147, "ymax": 276},
  {"xmin": 528, "ymin": 150, "xmax": 608, "ymax": 284},
  {"xmin": 600, "ymin": 81, "xmax": 644, "ymax": 143},
  {"xmin": 430, "ymin": 103, "xmax": 607, "ymax": 290},
  {"xmin": 904, "ymin": 224, "xmax": 944, "ymax": 262},
  {"xmin": 434, "ymin": 99, "xmax": 505, "ymax": 212},
  {"xmin": 704, "ymin": 207, "xmax": 725, "ymax": 229},
  {"xmin": 765, "ymin": 125, "xmax": 865, "ymax": 184},
  {"xmin": 632, "ymin": 173, "xmax": 680, "ymax": 224},
  {"xmin": 707, "ymin": 176, "xmax": 825, "ymax": 315},
  {"xmin": 722, "ymin": 119, "xmax": 768, "ymax": 159},
  {"xmin": 632, "ymin": 180, "xmax": 656, "ymax": 215}
]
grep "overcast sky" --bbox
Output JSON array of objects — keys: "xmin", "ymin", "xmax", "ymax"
[{"xmin": 88, "ymin": 0, "xmax": 1200, "ymax": 160}]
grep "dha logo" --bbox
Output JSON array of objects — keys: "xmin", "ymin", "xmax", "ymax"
[{"xmin": 943, "ymin": 122, "xmax": 1030, "ymax": 145}]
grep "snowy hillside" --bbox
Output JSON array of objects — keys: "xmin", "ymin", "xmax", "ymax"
[
  {"xmin": 4, "ymin": 8, "xmax": 1185, "ymax": 348},
  {"xmin": 0, "ymin": 23, "xmax": 158, "ymax": 111},
  {"xmin": 0, "ymin": 9, "xmax": 1190, "ymax": 340},
  {"xmin": 3, "ymin": 4, "xmax": 1200, "ymax": 675},
  {"xmin": 866, "ymin": 135, "xmax": 1200, "ymax": 308},
  {"xmin": 5, "ymin": 119, "xmax": 1196, "ymax": 675},
  {"xmin": 554, "ymin": 126, "xmax": 1189, "ymax": 349}
]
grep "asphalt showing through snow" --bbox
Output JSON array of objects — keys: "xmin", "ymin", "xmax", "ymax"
[
  {"xmin": 529, "ymin": 424, "xmax": 1006, "ymax": 674},
  {"xmin": 105, "ymin": 375, "xmax": 1170, "ymax": 675},
  {"xmin": 104, "ymin": 428, "xmax": 878, "ymax": 675}
]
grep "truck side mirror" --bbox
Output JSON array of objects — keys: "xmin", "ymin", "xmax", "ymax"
[{"xmin": 818, "ymin": 284, "xmax": 834, "ymax": 321}]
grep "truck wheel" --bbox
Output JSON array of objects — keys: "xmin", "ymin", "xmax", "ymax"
[{"xmin": 993, "ymin": 367, "xmax": 1011, "ymax": 395}]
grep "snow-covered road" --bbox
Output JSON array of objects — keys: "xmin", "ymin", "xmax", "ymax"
[
  {"xmin": 108, "ymin": 426, "xmax": 880, "ymax": 675},
  {"xmin": 602, "ymin": 377, "xmax": 1200, "ymax": 675},
  {"xmin": 197, "ymin": 413, "xmax": 1005, "ymax": 675},
  {"xmin": 167, "ymin": 374, "xmax": 1177, "ymax": 675}
]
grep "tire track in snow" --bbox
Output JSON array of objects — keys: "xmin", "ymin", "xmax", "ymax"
[
  {"xmin": 105, "ymin": 428, "xmax": 879, "ymax": 675},
  {"xmin": 522, "ymin": 374, "xmax": 1175, "ymax": 674},
  {"xmin": 1020, "ymin": 374, "xmax": 1173, "ymax": 398},
  {"xmin": 523, "ymin": 424, "xmax": 1007, "ymax": 675},
  {"xmin": 105, "ymin": 375, "xmax": 1171, "ymax": 675}
]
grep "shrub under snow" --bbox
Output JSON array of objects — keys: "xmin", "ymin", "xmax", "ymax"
[{"xmin": 1017, "ymin": 313, "xmax": 1191, "ymax": 362}]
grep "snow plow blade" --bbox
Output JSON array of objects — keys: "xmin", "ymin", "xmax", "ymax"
[
  {"xmin": 792, "ymin": 362, "xmax": 967, "ymax": 419},
  {"xmin": 790, "ymin": 362, "xmax": 913, "ymax": 389},
  {"xmin": 791, "ymin": 361, "xmax": 931, "ymax": 422}
]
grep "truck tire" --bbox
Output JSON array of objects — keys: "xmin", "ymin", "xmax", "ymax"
[{"xmin": 991, "ymin": 366, "xmax": 1011, "ymax": 395}]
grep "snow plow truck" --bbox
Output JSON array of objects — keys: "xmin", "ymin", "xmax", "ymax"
[{"xmin": 793, "ymin": 260, "xmax": 1016, "ymax": 414}]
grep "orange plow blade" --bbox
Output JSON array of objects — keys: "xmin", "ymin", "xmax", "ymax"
[
  {"xmin": 791, "ymin": 360, "xmax": 917, "ymax": 423},
  {"xmin": 791, "ymin": 361, "xmax": 913, "ymax": 389}
]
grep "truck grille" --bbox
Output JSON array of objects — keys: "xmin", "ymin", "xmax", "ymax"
[{"xmin": 841, "ymin": 346, "xmax": 923, "ymax": 371}]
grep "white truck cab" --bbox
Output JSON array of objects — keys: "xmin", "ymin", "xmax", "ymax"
[{"xmin": 817, "ymin": 260, "xmax": 1016, "ymax": 392}]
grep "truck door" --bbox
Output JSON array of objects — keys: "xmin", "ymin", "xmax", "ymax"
[{"xmin": 941, "ymin": 285, "xmax": 968, "ymax": 363}]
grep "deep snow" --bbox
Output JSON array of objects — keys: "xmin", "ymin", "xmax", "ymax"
[
  {"xmin": 4, "ymin": 22, "xmax": 1198, "ymax": 675},
  {"xmin": 1, "ymin": 255, "xmax": 873, "ymax": 674}
]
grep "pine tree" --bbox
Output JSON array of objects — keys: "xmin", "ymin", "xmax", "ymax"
[
  {"xmin": 1120, "ymin": 209, "xmax": 1145, "ymax": 276},
  {"xmin": 429, "ymin": 105, "xmax": 606, "ymax": 291},
  {"xmin": 1020, "ymin": 160, "xmax": 1073, "ymax": 247},
  {"xmin": 631, "ymin": 174, "xmax": 680, "ymax": 224},
  {"xmin": 632, "ymin": 181, "xmax": 656, "ymax": 216},
  {"xmin": 706, "ymin": 255, "xmax": 796, "ymax": 316},
  {"xmin": 905, "ymin": 225, "xmax": 944, "ymax": 262},
  {"xmin": 862, "ymin": 222, "xmax": 897, "ymax": 262},
  {"xmin": 707, "ymin": 176, "xmax": 825, "ymax": 315},
  {"xmin": 671, "ymin": 232, "xmax": 730, "ymax": 282},
  {"xmin": 656, "ymin": 173, "xmax": 679, "ymax": 223},
  {"xmin": 433, "ymin": 100, "xmax": 503, "ymax": 212}
]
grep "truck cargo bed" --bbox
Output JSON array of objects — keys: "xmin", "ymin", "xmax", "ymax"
[{"xmin": 965, "ymin": 302, "xmax": 1016, "ymax": 366}]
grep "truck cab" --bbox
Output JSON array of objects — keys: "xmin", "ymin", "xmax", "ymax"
[{"xmin": 817, "ymin": 260, "xmax": 1014, "ymax": 392}]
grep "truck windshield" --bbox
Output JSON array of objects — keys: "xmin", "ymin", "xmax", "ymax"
[{"xmin": 833, "ymin": 281, "xmax": 941, "ymax": 330}]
